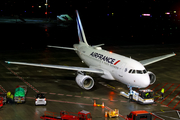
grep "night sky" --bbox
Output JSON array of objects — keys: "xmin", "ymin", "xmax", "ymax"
[{"xmin": 0, "ymin": 0, "xmax": 180, "ymax": 48}]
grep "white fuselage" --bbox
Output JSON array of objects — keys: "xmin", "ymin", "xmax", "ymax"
[{"xmin": 74, "ymin": 43, "xmax": 150, "ymax": 88}]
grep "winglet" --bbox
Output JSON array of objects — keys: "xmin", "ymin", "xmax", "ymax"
[{"xmin": 173, "ymin": 52, "xmax": 176, "ymax": 56}]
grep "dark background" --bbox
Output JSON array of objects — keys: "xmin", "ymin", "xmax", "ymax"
[{"xmin": 0, "ymin": 0, "xmax": 180, "ymax": 50}]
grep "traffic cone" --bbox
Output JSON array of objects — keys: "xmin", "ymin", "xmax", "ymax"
[
  {"xmin": 93, "ymin": 100, "xmax": 96, "ymax": 107},
  {"xmin": 105, "ymin": 111, "xmax": 108, "ymax": 117},
  {"xmin": 102, "ymin": 102, "xmax": 105, "ymax": 108}
]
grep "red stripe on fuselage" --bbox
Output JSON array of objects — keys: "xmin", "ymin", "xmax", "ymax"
[{"xmin": 114, "ymin": 60, "xmax": 120, "ymax": 65}]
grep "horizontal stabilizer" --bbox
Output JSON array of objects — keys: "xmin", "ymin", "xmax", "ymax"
[
  {"xmin": 92, "ymin": 44, "xmax": 105, "ymax": 47},
  {"xmin": 47, "ymin": 45, "xmax": 77, "ymax": 51}
]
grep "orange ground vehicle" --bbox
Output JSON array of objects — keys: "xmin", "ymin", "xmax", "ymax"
[
  {"xmin": 40, "ymin": 110, "xmax": 92, "ymax": 120},
  {"xmin": 126, "ymin": 110, "xmax": 152, "ymax": 120},
  {"xmin": 0, "ymin": 97, "xmax": 3, "ymax": 108}
]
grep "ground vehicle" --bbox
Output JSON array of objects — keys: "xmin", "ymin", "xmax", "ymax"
[
  {"xmin": 40, "ymin": 110, "xmax": 92, "ymax": 120},
  {"xmin": 106, "ymin": 109, "xmax": 119, "ymax": 118},
  {"xmin": 14, "ymin": 85, "xmax": 27, "ymax": 103},
  {"xmin": 120, "ymin": 89, "xmax": 155, "ymax": 104},
  {"xmin": 35, "ymin": 93, "xmax": 47, "ymax": 105},
  {"xmin": 0, "ymin": 97, "xmax": 3, "ymax": 107},
  {"xmin": 0, "ymin": 92, "xmax": 7, "ymax": 104},
  {"xmin": 126, "ymin": 110, "xmax": 152, "ymax": 120}
]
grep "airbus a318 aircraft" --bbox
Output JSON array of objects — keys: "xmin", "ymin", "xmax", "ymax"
[{"xmin": 5, "ymin": 10, "xmax": 176, "ymax": 93}]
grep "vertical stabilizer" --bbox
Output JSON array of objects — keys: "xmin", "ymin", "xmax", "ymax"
[{"xmin": 76, "ymin": 10, "xmax": 89, "ymax": 46}]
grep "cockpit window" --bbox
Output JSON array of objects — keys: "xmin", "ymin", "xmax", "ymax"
[
  {"xmin": 136, "ymin": 70, "xmax": 143, "ymax": 74},
  {"xmin": 143, "ymin": 70, "xmax": 147, "ymax": 74},
  {"xmin": 128, "ymin": 69, "xmax": 147, "ymax": 74},
  {"xmin": 129, "ymin": 69, "xmax": 132, "ymax": 73},
  {"xmin": 132, "ymin": 70, "xmax": 135, "ymax": 74}
]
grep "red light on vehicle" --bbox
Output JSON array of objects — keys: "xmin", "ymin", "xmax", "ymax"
[
  {"xmin": 35, "ymin": 99, "xmax": 37, "ymax": 101},
  {"xmin": 110, "ymin": 91, "xmax": 114, "ymax": 95},
  {"xmin": 32, "ymin": 6, "xmax": 34, "ymax": 8},
  {"xmin": 48, "ymin": 5, "xmax": 50, "ymax": 7},
  {"xmin": 21, "ymin": 98, "xmax": 23, "ymax": 100},
  {"xmin": 45, "ymin": 12, "xmax": 47, "ymax": 14},
  {"xmin": 45, "ymin": 98, "xmax": 46, "ymax": 101}
]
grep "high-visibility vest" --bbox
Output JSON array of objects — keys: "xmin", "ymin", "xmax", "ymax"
[
  {"xmin": 10, "ymin": 94, "xmax": 13, "ymax": 100},
  {"xmin": 161, "ymin": 88, "xmax": 164, "ymax": 93},
  {"xmin": 7, "ymin": 92, "xmax": 11, "ymax": 98},
  {"xmin": 145, "ymin": 93, "xmax": 149, "ymax": 97}
]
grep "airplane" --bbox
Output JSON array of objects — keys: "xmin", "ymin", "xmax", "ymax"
[
  {"xmin": 5, "ymin": 10, "xmax": 176, "ymax": 94},
  {"xmin": 57, "ymin": 14, "xmax": 73, "ymax": 21},
  {"xmin": 57, "ymin": 14, "xmax": 73, "ymax": 27}
]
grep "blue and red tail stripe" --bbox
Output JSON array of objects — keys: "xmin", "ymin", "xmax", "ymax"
[{"xmin": 76, "ymin": 10, "xmax": 89, "ymax": 45}]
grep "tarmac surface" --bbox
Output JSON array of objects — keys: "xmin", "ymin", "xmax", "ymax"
[{"xmin": 0, "ymin": 44, "xmax": 180, "ymax": 120}]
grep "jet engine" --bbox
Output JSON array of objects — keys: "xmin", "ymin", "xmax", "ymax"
[
  {"xmin": 75, "ymin": 73, "xmax": 94, "ymax": 90},
  {"xmin": 148, "ymin": 71, "xmax": 156, "ymax": 85}
]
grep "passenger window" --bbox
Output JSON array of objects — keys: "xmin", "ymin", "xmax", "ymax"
[
  {"xmin": 132, "ymin": 70, "xmax": 135, "ymax": 74},
  {"xmin": 129, "ymin": 69, "xmax": 132, "ymax": 73}
]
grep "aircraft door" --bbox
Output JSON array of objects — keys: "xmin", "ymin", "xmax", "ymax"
[{"xmin": 118, "ymin": 63, "xmax": 126, "ymax": 77}]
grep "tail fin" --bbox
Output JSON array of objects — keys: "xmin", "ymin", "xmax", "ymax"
[{"xmin": 76, "ymin": 10, "xmax": 89, "ymax": 46}]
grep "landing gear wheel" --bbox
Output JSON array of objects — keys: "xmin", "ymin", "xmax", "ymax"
[{"xmin": 129, "ymin": 95, "xmax": 133, "ymax": 102}]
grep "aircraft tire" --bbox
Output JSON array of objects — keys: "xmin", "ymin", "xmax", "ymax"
[{"xmin": 129, "ymin": 95, "xmax": 133, "ymax": 102}]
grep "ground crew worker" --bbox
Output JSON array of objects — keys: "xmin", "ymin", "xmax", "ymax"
[
  {"xmin": 145, "ymin": 92, "xmax": 149, "ymax": 98},
  {"xmin": 7, "ymin": 91, "xmax": 11, "ymax": 103},
  {"xmin": 10, "ymin": 94, "xmax": 14, "ymax": 104},
  {"xmin": 161, "ymin": 88, "xmax": 164, "ymax": 99},
  {"xmin": 7, "ymin": 91, "xmax": 11, "ymax": 98}
]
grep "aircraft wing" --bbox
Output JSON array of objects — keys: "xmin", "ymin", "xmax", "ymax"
[
  {"xmin": 5, "ymin": 61, "xmax": 104, "ymax": 74},
  {"xmin": 139, "ymin": 53, "xmax": 176, "ymax": 66}
]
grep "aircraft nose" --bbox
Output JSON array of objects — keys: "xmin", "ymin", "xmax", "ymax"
[{"xmin": 141, "ymin": 75, "xmax": 150, "ymax": 88}]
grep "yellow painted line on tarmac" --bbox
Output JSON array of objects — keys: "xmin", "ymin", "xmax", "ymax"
[{"xmin": 107, "ymin": 84, "xmax": 115, "ymax": 89}]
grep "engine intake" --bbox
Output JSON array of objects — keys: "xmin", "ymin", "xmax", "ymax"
[
  {"xmin": 75, "ymin": 73, "xmax": 94, "ymax": 90},
  {"xmin": 148, "ymin": 71, "xmax": 156, "ymax": 85}
]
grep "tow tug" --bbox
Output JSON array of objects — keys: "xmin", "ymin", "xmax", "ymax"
[
  {"xmin": 14, "ymin": 85, "xmax": 27, "ymax": 103},
  {"xmin": 120, "ymin": 89, "xmax": 155, "ymax": 104},
  {"xmin": 106, "ymin": 109, "xmax": 119, "ymax": 118},
  {"xmin": 40, "ymin": 110, "xmax": 92, "ymax": 120}
]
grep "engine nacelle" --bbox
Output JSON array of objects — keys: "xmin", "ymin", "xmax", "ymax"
[
  {"xmin": 148, "ymin": 71, "xmax": 156, "ymax": 85},
  {"xmin": 75, "ymin": 73, "xmax": 94, "ymax": 90}
]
